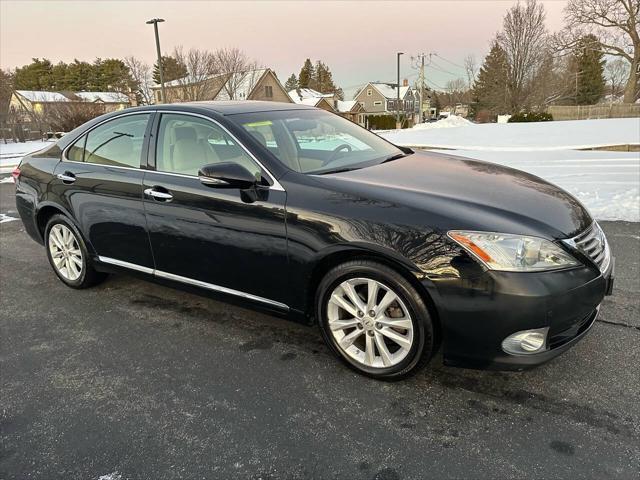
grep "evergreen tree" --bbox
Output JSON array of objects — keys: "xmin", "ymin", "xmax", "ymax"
[
  {"xmin": 64, "ymin": 59, "xmax": 93, "ymax": 91},
  {"xmin": 93, "ymin": 58, "xmax": 134, "ymax": 92},
  {"xmin": 284, "ymin": 74, "xmax": 298, "ymax": 91},
  {"xmin": 298, "ymin": 59, "xmax": 314, "ymax": 89},
  {"xmin": 471, "ymin": 41, "xmax": 510, "ymax": 118},
  {"xmin": 14, "ymin": 58, "xmax": 54, "ymax": 90},
  {"xmin": 153, "ymin": 55, "xmax": 188, "ymax": 85},
  {"xmin": 50, "ymin": 62, "xmax": 69, "ymax": 90},
  {"xmin": 570, "ymin": 35, "xmax": 606, "ymax": 105}
]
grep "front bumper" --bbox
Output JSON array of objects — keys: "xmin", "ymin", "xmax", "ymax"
[{"xmin": 428, "ymin": 261, "xmax": 612, "ymax": 371}]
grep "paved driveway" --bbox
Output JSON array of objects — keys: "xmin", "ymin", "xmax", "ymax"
[{"xmin": 1, "ymin": 179, "xmax": 639, "ymax": 480}]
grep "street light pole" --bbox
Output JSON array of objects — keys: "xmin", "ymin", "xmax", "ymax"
[
  {"xmin": 146, "ymin": 18, "xmax": 166, "ymax": 103},
  {"xmin": 397, "ymin": 52, "xmax": 403, "ymax": 129}
]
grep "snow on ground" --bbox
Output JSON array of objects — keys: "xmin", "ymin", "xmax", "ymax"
[
  {"xmin": 0, "ymin": 140, "xmax": 52, "ymax": 171},
  {"xmin": 379, "ymin": 117, "xmax": 640, "ymax": 151},
  {"xmin": 377, "ymin": 118, "xmax": 640, "ymax": 222},
  {"xmin": 432, "ymin": 149, "xmax": 640, "ymax": 222}
]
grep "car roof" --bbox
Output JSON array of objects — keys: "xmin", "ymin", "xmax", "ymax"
[{"xmin": 133, "ymin": 100, "xmax": 316, "ymax": 115}]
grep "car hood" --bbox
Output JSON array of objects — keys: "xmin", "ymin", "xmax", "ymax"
[{"xmin": 319, "ymin": 151, "xmax": 592, "ymax": 239}]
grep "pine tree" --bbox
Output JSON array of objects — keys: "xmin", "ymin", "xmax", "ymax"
[
  {"xmin": 14, "ymin": 58, "xmax": 54, "ymax": 90},
  {"xmin": 471, "ymin": 41, "xmax": 510, "ymax": 118},
  {"xmin": 153, "ymin": 56, "xmax": 188, "ymax": 85},
  {"xmin": 298, "ymin": 59, "xmax": 314, "ymax": 89},
  {"xmin": 284, "ymin": 74, "xmax": 298, "ymax": 91},
  {"xmin": 570, "ymin": 34, "xmax": 606, "ymax": 105},
  {"xmin": 64, "ymin": 59, "xmax": 93, "ymax": 91}
]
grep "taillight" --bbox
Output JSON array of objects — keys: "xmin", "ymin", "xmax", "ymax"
[{"xmin": 11, "ymin": 166, "xmax": 20, "ymax": 182}]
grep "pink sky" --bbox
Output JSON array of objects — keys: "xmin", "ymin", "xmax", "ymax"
[{"xmin": 1, "ymin": 0, "xmax": 567, "ymax": 96}]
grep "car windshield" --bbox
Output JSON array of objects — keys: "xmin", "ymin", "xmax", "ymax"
[{"xmin": 228, "ymin": 109, "xmax": 406, "ymax": 174}]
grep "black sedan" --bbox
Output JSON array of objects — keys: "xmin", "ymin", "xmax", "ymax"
[{"xmin": 13, "ymin": 101, "xmax": 614, "ymax": 379}]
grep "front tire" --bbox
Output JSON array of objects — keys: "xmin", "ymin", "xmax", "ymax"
[
  {"xmin": 317, "ymin": 260, "xmax": 435, "ymax": 380},
  {"xmin": 44, "ymin": 214, "xmax": 106, "ymax": 289}
]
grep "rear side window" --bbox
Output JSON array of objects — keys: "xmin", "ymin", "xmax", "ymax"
[{"xmin": 67, "ymin": 114, "xmax": 150, "ymax": 168}]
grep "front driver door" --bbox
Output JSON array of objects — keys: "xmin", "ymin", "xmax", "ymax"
[{"xmin": 142, "ymin": 112, "xmax": 289, "ymax": 310}]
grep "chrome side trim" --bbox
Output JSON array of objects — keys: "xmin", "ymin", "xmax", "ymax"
[
  {"xmin": 155, "ymin": 269, "xmax": 289, "ymax": 310},
  {"xmin": 96, "ymin": 256, "xmax": 289, "ymax": 310},
  {"xmin": 97, "ymin": 256, "xmax": 154, "ymax": 275}
]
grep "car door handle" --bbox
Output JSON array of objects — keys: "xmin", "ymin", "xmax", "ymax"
[
  {"xmin": 56, "ymin": 172, "xmax": 76, "ymax": 183},
  {"xmin": 144, "ymin": 188, "xmax": 173, "ymax": 201}
]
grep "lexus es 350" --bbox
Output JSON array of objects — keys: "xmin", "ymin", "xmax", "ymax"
[{"xmin": 14, "ymin": 101, "xmax": 614, "ymax": 379}]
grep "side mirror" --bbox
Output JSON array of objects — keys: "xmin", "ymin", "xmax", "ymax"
[{"xmin": 198, "ymin": 162, "xmax": 257, "ymax": 189}]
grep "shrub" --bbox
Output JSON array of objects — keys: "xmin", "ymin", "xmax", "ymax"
[{"xmin": 508, "ymin": 111, "xmax": 553, "ymax": 122}]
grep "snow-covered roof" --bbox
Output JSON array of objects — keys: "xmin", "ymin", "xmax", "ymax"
[
  {"xmin": 16, "ymin": 90, "xmax": 70, "ymax": 103},
  {"xmin": 75, "ymin": 91, "xmax": 130, "ymax": 103},
  {"xmin": 336, "ymin": 100, "xmax": 357, "ymax": 113},
  {"xmin": 369, "ymin": 83, "xmax": 410, "ymax": 100},
  {"xmin": 288, "ymin": 88, "xmax": 334, "ymax": 104}
]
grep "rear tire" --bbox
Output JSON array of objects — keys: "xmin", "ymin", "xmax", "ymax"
[
  {"xmin": 316, "ymin": 260, "xmax": 435, "ymax": 380},
  {"xmin": 44, "ymin": 214, "xmax": 106, "ymax": 289}
]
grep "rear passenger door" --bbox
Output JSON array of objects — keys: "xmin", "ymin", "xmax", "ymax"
[
  {"xmin": 142, "ymin": 112, "xmax": 289, "ymax": 309},
  {"xmin": 52, "ymin": 112, "xmax": 154, "ymax": 270}
]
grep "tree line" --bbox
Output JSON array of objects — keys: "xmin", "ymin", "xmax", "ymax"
[
  {"xmin": 452, "ymin": 0, "xmax": 638, "ymax": 121},
  {"xmin": 284, "ymin": 59, "xmax": 344, "ymax": 99}
]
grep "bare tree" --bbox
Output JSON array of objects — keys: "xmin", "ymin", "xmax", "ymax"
[
  {"xmin": 215, "ymin": 47, "xmax": 260, "ymax": 100},
  {"xmin": 124, "ymin": 56, "xmax": 153, "ymax": 105},
  {"xmin": 43, "ymin": 101, "xmax": 105, "ymax": 132},
  {"xmin": 605, "ymin": 57, "xmax": 631, "ymax": 101},
  {"xmin": 554, "ymin": 0, "xmax": 639, "ymax": 103},
  {"xmin": 464, "ymin": 54, "xmax": 478, "ymax": 88},
  {"xmin": 172, "ymin": 46, "xmax": 220, "ymax": 101},
  {"xmin": 498, "ymin": 0, "xmax": 548, "ymax": 110}
]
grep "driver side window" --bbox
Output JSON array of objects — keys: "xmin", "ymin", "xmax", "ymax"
[{"xmin": 156, "ymin": 114, "xmax": 262, "ymax": 178}]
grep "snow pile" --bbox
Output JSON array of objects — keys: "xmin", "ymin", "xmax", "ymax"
[
  {"xmin": 432, "ymin": 149, "xmax": 640, "ymax": 222},
  {"xmin": 413, "ymin": 115, "xmax": 473, "ymax": 130},
  {"xmin": 379, "ymin": 117, "xmax": 640, "ymax": 151},
  {"xmin": 0, "ymin": 140, "xmax": 52, "ymax": 171}
]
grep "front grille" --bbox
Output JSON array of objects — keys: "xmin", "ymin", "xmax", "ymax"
[{"xmin": 565, "ymin": 222, "xmax": 611, "ymax": 273}]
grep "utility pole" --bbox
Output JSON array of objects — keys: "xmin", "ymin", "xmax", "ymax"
[
  {"xmin": 396, "ymin": 52, "xmax": 403, "ymax": 129},
  {"xmin": 146, "ymin": 18, "xmax": 166, "ymax": 103},
  {"xmin": 414, "ymin": 53, "xmax": 429, "ymax": 123}
]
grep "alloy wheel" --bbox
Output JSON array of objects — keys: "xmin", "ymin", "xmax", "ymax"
[
  {"xmin": 48, "ymin": 224, "xmax": 83, "ymax": 281},
  {"xmin": 327, "ymin": 277, "xmax": 414, "ymax": 368}
]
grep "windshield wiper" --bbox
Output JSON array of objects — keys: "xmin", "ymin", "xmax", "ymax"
[
  {"xmin": 381, "ymin": 152, "xmax": 409, "ymax": 163},
  {"xmin": 317, "ymin": 166, "xmax": 362, "ymax": 175}
]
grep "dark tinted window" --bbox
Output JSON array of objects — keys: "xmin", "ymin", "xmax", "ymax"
[{"xmin": 82, "ymin": 114, "xmax": 150, "ymax": 168}]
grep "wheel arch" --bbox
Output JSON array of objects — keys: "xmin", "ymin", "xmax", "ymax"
[{"xmin": 306, "ymin": 246, "xmax": 443, "ymax": 345}]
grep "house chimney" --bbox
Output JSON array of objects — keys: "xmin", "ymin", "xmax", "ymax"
[{"xmin": 403, "ymin": 78, "xmax": 409, "ymax": 87}]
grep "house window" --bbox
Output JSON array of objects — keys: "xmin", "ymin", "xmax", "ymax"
[
  {"xmin": 387, "ymin": 101, "xmax": 394, "ymax": 110},
  {"xmin": 367, "ymin": 89, "xmax": 372, "ymax": 96},
  {"xmin": 264, "ymin": 86, "xmax": 273, "ymax": 98},
  {"xmin": 373, "ymin": 101, "xmax": 382, "ymax": 106}
]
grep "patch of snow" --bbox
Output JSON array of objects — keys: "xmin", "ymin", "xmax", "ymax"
[
  {"xmin": 0, "ymin": 140, "xmax": 53, "ymax": 168},
  {"xmin": 0, "ymin": 176, "xmax": 14, "ymax": 184},
  {"xmin": 431, "ymin": 149, "xmax": 640, "ymax": 222},
  {"xmin": 378, "ymin": 117, "xmax": 640, "ymax": 151},
  {"xmin": 412, "ymin": 115, "xmax": 473, "ymax": 130},
  {"xmin": 97, "ymin": 473, "xmax": 122, "ymax": 480},
  {"xmin": 0, "ymin": 214, "xmax": 19, "ymax": 224}
]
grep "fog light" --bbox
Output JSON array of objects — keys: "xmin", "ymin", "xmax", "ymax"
[{"xmin": 502, "ymin": 327, "xmax": 549, "ymax": 355}]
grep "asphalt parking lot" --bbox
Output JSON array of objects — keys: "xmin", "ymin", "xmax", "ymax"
[{"xmin": 1, "ymin": 178, "xmax": 639, "ymax": 480}]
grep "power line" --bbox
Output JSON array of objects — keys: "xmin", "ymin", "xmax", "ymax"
[{"xmin": 433, "ymin": 53, "xmax": 465, "ymax": 69}]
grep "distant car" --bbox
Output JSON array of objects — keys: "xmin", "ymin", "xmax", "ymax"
[{"xmin": 14, "ymin": 101, "xmax": 614, "ymax": 379}]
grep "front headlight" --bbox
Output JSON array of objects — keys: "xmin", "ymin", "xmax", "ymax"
[{"xmin": 448, "ymin": 230, "xmax": 580, "ymax": 272}]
